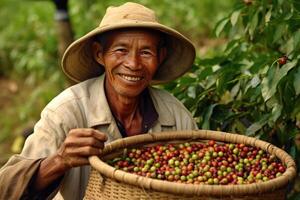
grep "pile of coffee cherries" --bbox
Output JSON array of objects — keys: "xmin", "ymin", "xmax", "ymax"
[{"xmin": 106, "ymin": 140, "xmax": 286, "ymax": 185}]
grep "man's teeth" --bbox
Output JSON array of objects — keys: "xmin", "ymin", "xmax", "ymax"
[{"xmin": 121, "ymin": 75, "xmax": 142, "ymax": 81}]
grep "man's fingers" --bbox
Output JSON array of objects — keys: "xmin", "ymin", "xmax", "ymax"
[
  {"xmin": 66, "ymin": 146, "xmax": 102, "ymax": 157},
  {"xmin": 91, "ymin": 129, "xmax": 108, "ymax": 141},
  {"xmin": 65, "ymin": 137, "xmax": 104, "ymax": 149},
  {"xmin": 69, "ymin": 128, "xmax": 107, "ymax": 141}
]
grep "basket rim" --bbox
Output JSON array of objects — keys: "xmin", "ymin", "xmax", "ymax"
[{"xmin": 88, "ymin": 130, "xmax": 297, "ymax": 196}]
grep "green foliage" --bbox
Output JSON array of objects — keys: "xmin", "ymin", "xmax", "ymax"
[
  {"xmin": 164, "ymin": 0, "xmax": 300, "ymax": 180},
  {"xmin": 68, "ymin": 0, "xmax": 235, "ymax": 43},
  {"xmin": 0, "ymin": 0, "xmax": 66, "ymax": 154},
  {"xmin": 0, "ymin": 0, "xmax": 58, "ymax": 80}
]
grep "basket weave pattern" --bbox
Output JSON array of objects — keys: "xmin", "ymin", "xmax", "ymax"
[{"xmin": 84, "ymin": 130, "xmax": 296, "ymax": 200}]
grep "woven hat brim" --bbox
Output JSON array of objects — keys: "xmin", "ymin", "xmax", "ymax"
[{"xmin": 62, "ymin": 22, "xmax": 196, "ymax": 84}]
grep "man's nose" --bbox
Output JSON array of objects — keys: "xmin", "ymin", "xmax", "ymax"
[{"xmin": 124, "ymin": 51, "xmax": 141, "ymax": 70}]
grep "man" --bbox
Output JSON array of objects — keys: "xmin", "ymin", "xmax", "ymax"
[{"xmin": 0, "ymin": 2, "xmax": 197, "ymax": 199}]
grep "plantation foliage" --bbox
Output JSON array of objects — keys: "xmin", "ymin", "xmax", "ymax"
[
  {"xmin": 0, "ymin": 0, "xmax": 299, "ymax": 198},
  {"xmin": 163, "ymin": 0, "xmax": 300, "ymax": 187}
]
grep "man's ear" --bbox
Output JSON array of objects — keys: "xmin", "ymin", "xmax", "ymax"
[
  {"xmin": 158, "ymin": 47, "xmax": 167, "ymax": 65},
  {"xmin": 92, "ymin": 42, "xmax": 104, "ymax": 65}
]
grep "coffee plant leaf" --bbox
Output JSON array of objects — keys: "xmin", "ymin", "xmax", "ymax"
[
  {"xmin": 245, "ymin": 114, "xmax": 270, "ymax": 136},
  {"xmin": 294, "ymin": 66, "xmax": 300, "ymax": 95},
  {"xmin": 261, "ymin": 60, "xmax": 297, "ymax": 101},
  {"xmin": 270, "ymin": 102, "xmax": 282, "ymax": 123},
  {"xmin": 264, "ymin": 7, "xmax": 272, "ymax": 24},
  {"xmin": 230, "ymin": 10, "xmax": 240, "ymax": 26},
  {"xmin": 202, "ymin": 103, "xmax": 218, "ymax": 130},
  {"xmin": 215, "ymin": 18, "xmax": 229, "ymax": 37}
]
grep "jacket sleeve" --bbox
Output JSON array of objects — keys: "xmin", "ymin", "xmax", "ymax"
[
  {"xmin": 0, "ymin": 105, "xmax": 70, "ymax": 199},
  {"xmin": 0, "ymin": 155, "xmax": 42, "ymax": 199},
  {"xmin": 0, "ymin": 155, "xmax": 64, "ymax": 200}
]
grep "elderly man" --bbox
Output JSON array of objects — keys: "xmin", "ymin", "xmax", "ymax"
[{"xmin": 0, "ymin": 2, "xmax": 197, "ymax": 199}]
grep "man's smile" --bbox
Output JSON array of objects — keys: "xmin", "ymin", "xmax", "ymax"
[{"xmin": 118, "ymin": 73, "xmax": 144, "ymax": 82}]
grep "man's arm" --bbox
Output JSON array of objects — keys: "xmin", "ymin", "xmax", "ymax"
[
  {"xmin": 32, "ymin": 128, "xmax": 107, "ymax": 191},
  {"xmin": 0, "ymin": 128, "xmax": 107, "ymax": 200}
]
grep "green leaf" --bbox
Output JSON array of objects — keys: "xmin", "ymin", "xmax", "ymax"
[
  {"xmin": 220, "ymin": 90, "xmax": 232, "ymax": 104},
  {"xmin": 248, "ymin": 10, "xmax": 258, "ymax": 40},
  {"xmin": 283, "ymin": 37, "xmax": 295, "ymax": 55},
  {"xmin": 202, "ymin": 104, "xmax": 218, "ymax": 130},
  {"xmin": 197, "ymin": 67, "xmax": 213, "ymax": 80},
  {"xmin": 291, "ymin": 96, "xmax": 300, "ymax": 119},
  {"xmin": 272, "ymin": 24, "xmax": 286, "ymax": 43},
  {"xmin": 250, "ymin": 75, "xmax": 261, "ymax": 88},
  {"xmin": 215, "ymin": 18, "xmax": 229, "ymax": 37},
  {"xmin": 293, "ymin": 30, "xmax": 300, "ymax": 52},
  {"xmin": 261, "ymin": 60, "xmax": 297, "ymax": 101},
  {"xmin": 265, "ymin": 7, "xmax": 272, "ymax": 24},
  {"xmin": 284, "ymin": 11, "xmax": 293, "ymax": 20},
  {"xmin": 294, "ymin": 66, "xmax": 300, "ymax": 95},
  {"xmin": 199, "ymin": 57, "xmax": 225, "ymax": 66},
  {"xmin": 230, "ymin": 10, "xmax": 240, "ymax": 26},
  {"xmin": 178, "ymin": 76, "xmax": 195, "ymax": 85},
  {"xmin": 232, "ymin": 119, "xmax": 246, "ymax": 133},
  {"xmin": 187, "ymin": 86, "xmax": 196, "ymax": 99},
  {"xmin": 289, "ymin": 145, "xmax": 297, "ymax": 160},
  {"xmin": 280, "ymin": 77, "xmax": 296, "ymax": 114},
  {"xmin": 231, "ymin": 82, "xmax": 240, "ymax": 98},
  {"xmin": 277, "ymin": 0, "xmax": 284, "ymax": 5},
  {"xmin": 246, "ymin": 114, "xmax": 271, "ymax": 136},
  {"xmin": 271, "ymin": 102, "xmax": 282, "ymax": 122}
]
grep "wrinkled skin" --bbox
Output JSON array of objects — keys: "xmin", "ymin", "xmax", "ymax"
[{"xmin": 92, "ymin": 28, "xmax": 166, "ymax": 135}]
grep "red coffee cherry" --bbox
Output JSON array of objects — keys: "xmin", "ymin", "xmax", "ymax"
[
  {"xmin": 278, "ymin": 56, "xmax": 288, "ymax": 65},
  {"xmin": 107, "ymin": 140, "xmax": 286, "ymax": 185}
]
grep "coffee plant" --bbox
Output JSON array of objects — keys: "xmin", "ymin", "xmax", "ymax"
[{"xmin": 163, "ymin": 0, "xmax": 300, "ymax": 197}]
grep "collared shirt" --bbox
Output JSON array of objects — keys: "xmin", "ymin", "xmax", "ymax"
[
  {"xmin": 0, "ymin": 75, "xmax": 197, "ymax": 200},
  {"xmin": 113, "ymin": 88, "xmax": 158, "ymax": 137}
]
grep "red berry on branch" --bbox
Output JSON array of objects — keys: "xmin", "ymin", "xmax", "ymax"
[{"xmin": 278, "ymin": 56, "xmax": 288, "ymax": 65}]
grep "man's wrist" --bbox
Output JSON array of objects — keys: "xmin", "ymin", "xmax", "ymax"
[{"xmin": 33, "ymin": 155, "xmax": 67, "ymax": 191}]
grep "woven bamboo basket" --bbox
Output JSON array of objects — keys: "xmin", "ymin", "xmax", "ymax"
[{"xmin": 84, "ymin": 130, "xmax": 296, "ymax": 200}]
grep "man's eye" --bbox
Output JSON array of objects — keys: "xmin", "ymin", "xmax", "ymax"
[
  {"xmin": 115, "ymin": 48, "xmax": 127, "ymax": 53},
  {"xmin": 141, "ymin": 51, "xmax": 152, "ymax": 56}
]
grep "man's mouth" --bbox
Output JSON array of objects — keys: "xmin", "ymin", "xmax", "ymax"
[{"xmin": 119, "ymin": 74, "xmax": 143, "ymax": 81}]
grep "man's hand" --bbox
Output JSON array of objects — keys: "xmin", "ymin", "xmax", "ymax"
[
  {"xmin": 33, "ymin": 128, "xmax": 107, "ymax": 191},
  {"xmin": 56, "ymin": 128, "xmax": 107, "ymax": 171}
]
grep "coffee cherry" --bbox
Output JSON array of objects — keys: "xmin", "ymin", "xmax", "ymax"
[
  {"xmin": 107, "ymin": 141, "xmax": 286, "ymax": 185},
  {"xmin": 208, "ymin": 140, "xmax": 216, "ymax": 146},
  {"xmin": 278, "ymin": 56, "xmax": 288, "ymax": 65}
]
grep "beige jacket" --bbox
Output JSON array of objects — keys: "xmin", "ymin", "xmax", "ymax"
[{"xmin": 0, "ymin": 75, "xmax": 197, "ymax": 200}]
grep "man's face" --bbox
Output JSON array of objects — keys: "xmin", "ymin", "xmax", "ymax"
[{"xmin": 94, "ymin": 29, "xmax": 165, "ymax": 98}]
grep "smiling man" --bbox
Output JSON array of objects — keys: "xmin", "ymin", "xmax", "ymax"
[
  {"xmin": 0, "ymin": 2, "xmax": 197, "ymax": 200},
  {"xmin": 93, "ymin": 29, "xmax": 167, "ymax": 136}
]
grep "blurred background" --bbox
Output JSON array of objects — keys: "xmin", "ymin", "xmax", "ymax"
[{"xmin": 0, "ymin": 0, "xmax": 299, "ymax": 199}]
